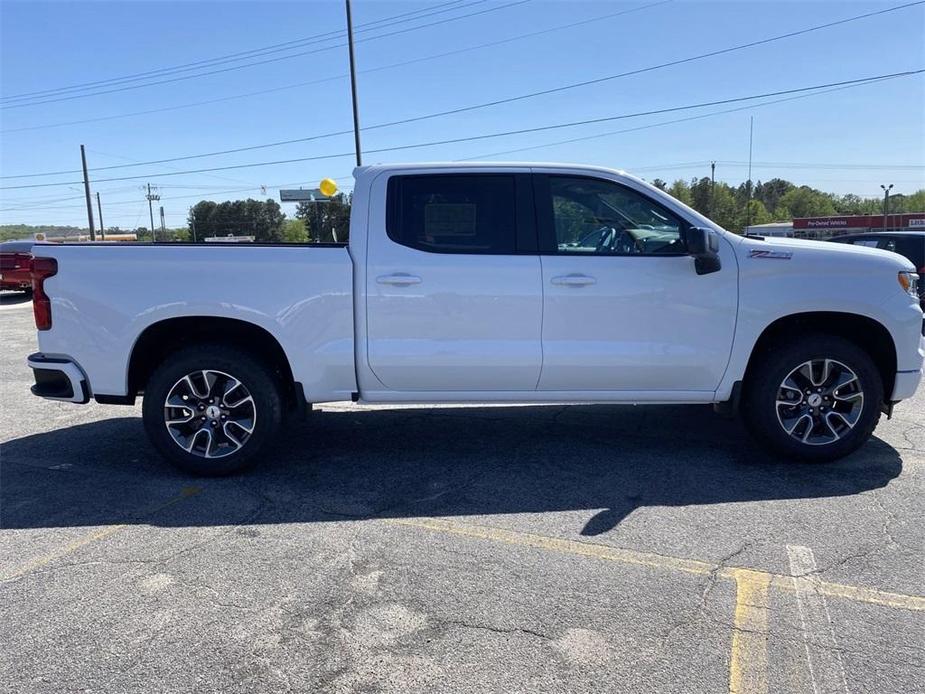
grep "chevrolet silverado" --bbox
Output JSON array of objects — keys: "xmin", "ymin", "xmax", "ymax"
[{"xmin": 26, "ymin": 163, "xmax": 924, "ymax": 474}]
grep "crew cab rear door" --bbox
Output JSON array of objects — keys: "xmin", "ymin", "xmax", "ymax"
[
  {"xmin": 532, "ymin": 171, "xmax": 737, "ymax": 393},
  {"xmin": 365, "ymin": 170, "xmax": 541, "ymax": 391}
]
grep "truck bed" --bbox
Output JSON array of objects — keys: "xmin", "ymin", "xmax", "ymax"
[{"xmin": 33, "ymin": 243, "xmax": 357, "ymax": 402}]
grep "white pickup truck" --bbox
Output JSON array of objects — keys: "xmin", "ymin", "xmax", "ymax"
[{"xmin": 27, "ymin": 163, "xmax": 923, "ymax": 474}]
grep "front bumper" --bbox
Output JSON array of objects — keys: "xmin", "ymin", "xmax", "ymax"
[
  {"xmin": 892, "ymin": 368, "xmax": 923, "ymax": 401},
  {"xmin": 27, "ymin": 353, "xmax": 90, "ymax": 404}
]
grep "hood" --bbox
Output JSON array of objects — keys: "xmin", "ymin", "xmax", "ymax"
[{"xmin": 742, "ymin": 234, "xmax": 915, "ymax": 271}]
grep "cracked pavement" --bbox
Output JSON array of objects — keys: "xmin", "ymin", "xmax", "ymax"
[{"xmin": 1, "ymin": 300, "xmax": 923, "ymax": 693}]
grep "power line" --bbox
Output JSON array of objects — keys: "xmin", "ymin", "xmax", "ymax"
[
  {"xmin": 460, "ymin": 72, "xmax": 918, "ymax": 160},
  {"xmin": 358, "ymin": 72, "xmax": 925, "ymax": 156},
  {"xmin": 0, "ymin": 1, "xmax": 672, "ymax": 135},
  {"xmin": 0, "ymin": 0, "xmax": 472, "ymax": 102},
  {"xmin": 344, "ymin": 1, "xmax": 925, "ymax": 136},
  {"xmin": 0, "ymin": 1, "xmax": 530, "ymax": 110},
  {"xmin": 719, "ymin": 160, "xmax": 925, "ymax": 170},
  {"xmin": 14, "ymin": 0, "xmax": 917, "ymax": 112},
  {"xmin": 2, "ymin": 70, "xmax": 918, "ymax": 191},
  {"xmin": 4, "ymin": 1, "xmax": 920, "ymax": 181},
  {"xmin": 88, "ymin": 147, "xmax": 257, "ymax": 187},
  {"xmin": 0, "ymin": 75, "xmax": 908, "ymax": 193}
]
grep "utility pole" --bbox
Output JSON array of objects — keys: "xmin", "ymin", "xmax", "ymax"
[
  {"xmin": 96, "ymin": 192, "xmax": 105, "ymax": 241},
  {"xmin": 747, "ymin": 116, "xmax": 754, "ymax": 189},
  {"xmin": 190, "ymin": 211, "xmax": 197, "ymax": 243},
  {"xmin": 709, "ymin": 161, "xmax": 716, "ymax": 218},
  {"xmin": 345, "ymin": 0, "xmax": 362, "ymax": 167},
  {"xmin": 146, "ymin": 183, "xmax": 160, "ymax": 242},
  {"xmin": 160, "ymin": 206, "xmax": 166, "ymax": 237},
  {"xmin": 80, "ymin": 145, "xmax": 96, "ymax": 241},
  {"xmin": 745, "ymin": 116, "xmax": 754, "ymax": 230},
  {"xmin": 881, "ymin": 183, "xmax": 893, "ymax": 230}
]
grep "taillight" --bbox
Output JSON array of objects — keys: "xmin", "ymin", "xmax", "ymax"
[{"xmin": 31, "ymin": 257, "xmax": 57, "ymax": 331}]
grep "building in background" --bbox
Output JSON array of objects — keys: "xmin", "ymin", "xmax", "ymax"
[
  {"xmin": 36, "ymin": 232, "xmax": 138, "ymax": 243},
  {"xmin": 746, "ymin": 213, "xmax": 925, "ymax": 239},
  {"xmin": 743, "ymin": 222, "xmax": 795, "ymax": 237}
]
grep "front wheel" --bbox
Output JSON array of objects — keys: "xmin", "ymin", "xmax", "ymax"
[
  {"xmin": 142, "ymin": 344, "xmax": 283, "ymax": 475},
  {"xmin": 742, "ymin": 334, "xmax": 883, "ymax": 462}
]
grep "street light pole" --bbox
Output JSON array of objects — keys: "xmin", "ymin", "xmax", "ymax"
[
  {"xmin": 881, "ymin": 183, "xmax": 893, "ymax": 230},
  {"xmin": 345, "ymin": 0, "xmax": 362, "ymax": 167}
]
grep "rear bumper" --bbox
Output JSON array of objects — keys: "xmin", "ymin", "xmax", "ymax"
[
  {"xmin": 27, "ymin": 353, "xmax": 90, "ymax": 404},
  {"xmin": 0, "ymin": 277, "xmax": 31, "ymax": 290}
]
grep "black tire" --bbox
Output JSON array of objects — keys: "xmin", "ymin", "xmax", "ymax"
[
  {"xmin": 142, "ymin": 344, "xmax": 283, "ymax": 475},
  {"xmin": 741, "ymin": 334, "xmax": 883, "ymax": 462}
]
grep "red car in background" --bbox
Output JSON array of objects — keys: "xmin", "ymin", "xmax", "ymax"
[{"xmin": 0, "ymin": 241, "xmax": 34, "ymax": 292}]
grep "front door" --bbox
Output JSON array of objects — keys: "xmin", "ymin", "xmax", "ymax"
[
  {"xmin": 533, "ymin": 172, "xmax": 737, "ymax": 392},
  {"xmin": 366, "ymin": 171, "xmax": 542, "ymax": 391}
]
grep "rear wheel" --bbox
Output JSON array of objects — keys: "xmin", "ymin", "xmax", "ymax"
[
  {"xmin": 142, "ymin": 344, "xmax": 283, "ymax": 475},
  {"xmin": 742, "ymin": 334, "xmax": 883, "ymax": 462}
]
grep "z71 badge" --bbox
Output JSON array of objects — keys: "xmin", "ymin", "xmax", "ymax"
[{"xmin": 749, "ymin": 249, "xmax": 793, "ymax": 260}]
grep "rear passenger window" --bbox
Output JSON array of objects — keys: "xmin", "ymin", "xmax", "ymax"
[
  {"xmin": 387, "ymin": 175, "xmax": 517, "ymax": 254},
  {"xmin": 877, "ymin": 238, "xmax": 898, "ymax": 252}
]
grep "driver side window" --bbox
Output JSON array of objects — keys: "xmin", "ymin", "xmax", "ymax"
[{"xmin": 546, "ymin": 175, "xmax": 685, "ymax": 255}]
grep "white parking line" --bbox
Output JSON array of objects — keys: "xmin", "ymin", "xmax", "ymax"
[{"xmin": 787, "ymin": 545, "xmax": 850, "ymax": 694}]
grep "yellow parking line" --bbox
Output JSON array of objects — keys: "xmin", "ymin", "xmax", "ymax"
[
  {"xmin": 389, "ymin": 516, "xmax": 718, "ymax": 576},
  {"xmin": 800, "ymin": 580, "xmax": 924, "ymax": 612},
  {"xmin": 387, "ymin": 517, "xmax": 925, "ymax": 612},
  {"xmin": 729, "ymin": 569, "xmax": 771, "ymax": 694},
  {"xmin": 1, "ymin": 486, "xmax": 201, "ymax": 581}
]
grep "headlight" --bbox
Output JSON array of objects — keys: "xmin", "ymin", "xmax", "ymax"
[{"xmin": 898, "ymin": 271, "xmax": 919, "ymax": 299}]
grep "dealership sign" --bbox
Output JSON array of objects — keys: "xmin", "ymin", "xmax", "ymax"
[
  {"xmin": 793, "ymin": 214, "xmax": 925, "ymax": 230},
  {"xmin": 280, "ymin": 188, "xmax": 330, "ymax": 202}
]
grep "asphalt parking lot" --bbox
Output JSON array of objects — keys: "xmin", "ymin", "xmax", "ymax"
[{"xmin": 1, "ymin": 293, "xmax": 923, "ymax": 693}]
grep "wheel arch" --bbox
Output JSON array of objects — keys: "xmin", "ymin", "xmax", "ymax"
[
  {"xmin": 742, "ymin": 311, "xmax": 897, "ymax": 402},
  {"xmin": 127, "ymin": 316, "xmax": 300, "ymax": 408}
]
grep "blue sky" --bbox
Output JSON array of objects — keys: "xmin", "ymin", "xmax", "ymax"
[{"xmin": 1, "ymin": 0, "xmax": 923, "ymax": 229}]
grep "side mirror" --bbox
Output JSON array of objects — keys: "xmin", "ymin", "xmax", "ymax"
[{"xmin": 683, "ymin": 227, "xmax": 721, "ymax": 275}]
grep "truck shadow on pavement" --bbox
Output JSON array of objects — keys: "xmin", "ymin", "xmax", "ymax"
[{"xmin": 0, "ymin": 404, "xmax": 902, "ymax": 537}]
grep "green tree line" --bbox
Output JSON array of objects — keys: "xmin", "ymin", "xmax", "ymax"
[
  {"xmin": 184, "ymin": 193, "xmax": 352, "ymax": 243},
  {"xmin": 650, "ymin": 177, "xmax": 925, "ymax": 233}
]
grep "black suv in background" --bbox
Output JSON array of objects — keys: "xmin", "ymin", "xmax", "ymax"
[{"xmin": 830, "ymin": 231, "xmax": 924, "ymax": 311}]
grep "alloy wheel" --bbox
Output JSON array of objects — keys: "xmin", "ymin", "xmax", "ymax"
[
  {"xmin": 163, "ymin": 369, "xmax": 256, "ymax": 458},
  {"xmin": 775, "ymin": 358, "xmax": 864, "ymax": 446}
]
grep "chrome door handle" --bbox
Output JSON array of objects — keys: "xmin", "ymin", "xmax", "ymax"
[
  {"xmin": 551, "ymin": 274, "xmax": 596, "ymax": 286},
  {"xmin": 376, "ymin": 273, "xmax": 422, "ymax": 286}
]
